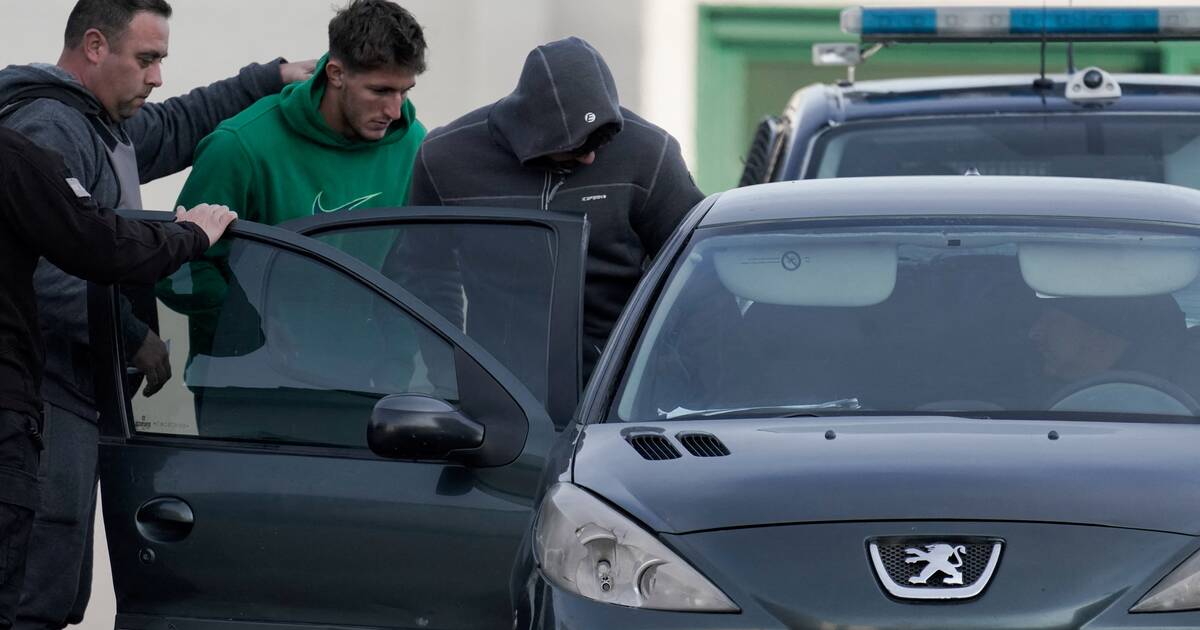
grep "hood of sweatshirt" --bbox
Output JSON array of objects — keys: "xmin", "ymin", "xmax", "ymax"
[
  {"xmin": 279, "ymin": 54, "xmax": 418, "ymax": 151},
  {"xmin": 489, "ymin": 37, "xmax": 623, "ymax": 165},
  {"xmin": 0, "ymin": 63, "xmax": 106, "ymax": 119}
]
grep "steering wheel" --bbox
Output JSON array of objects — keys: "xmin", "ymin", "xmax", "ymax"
[{"xmin": 1047, "ymin": 370, "xmax": 1200, "ymax": 416}]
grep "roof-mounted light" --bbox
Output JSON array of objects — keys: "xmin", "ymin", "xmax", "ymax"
[
  {"xmin": 812, "ymin": 43, "xmax": 863, "ymax": 67},
  {"xmin": 811, "ymin": 41, "xmax": 887, "ymax": 83},
  {"xmin": 842, "ymin": 6, "xmax": 1200, "ymax": 42}
]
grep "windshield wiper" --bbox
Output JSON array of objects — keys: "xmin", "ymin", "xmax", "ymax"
[{"xmin": 660, "ymin": 398, "xmax": 862, "ymax": 420}]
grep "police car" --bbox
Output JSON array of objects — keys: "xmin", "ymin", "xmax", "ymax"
[{"xmin": 740, "ymin": 6, "xmax": 1200, "ymax": 188}]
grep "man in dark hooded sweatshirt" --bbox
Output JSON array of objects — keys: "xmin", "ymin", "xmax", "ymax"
[
  {"xmin": 407, "ymin": 37, "xmax": 704, "ymax": 377},
  {"xmin": 0, "ymin": 1, "xmax": 313, "ymax": 628}
]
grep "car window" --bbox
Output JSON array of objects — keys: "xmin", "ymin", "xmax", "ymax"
[
  {"xmin": 312, "ymin": 223, "xmax": 557, "ymax": 406},
  {"xmin": 615, "ymin": 221, "xmax": 1200, "ymax": 422},
  {"xmin": 808, "ymin": 115, "xmax": 1200, "ymax": 190},
  {"xmin": 135, "ymin": 235, "xmax": 457, "ymax": 447}
]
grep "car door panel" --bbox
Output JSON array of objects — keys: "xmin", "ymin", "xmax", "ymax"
[
  {"xmin": 101, "ymin": 446, "xmax": 530, "ymax": 629},
  {"xmin": 92, "ymin": 211, "xmax": 586, "ymax": 630}
]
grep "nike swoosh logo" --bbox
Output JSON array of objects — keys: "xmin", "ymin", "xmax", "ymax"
[{"xmin": 312, "ymin": 191, "xmax": 384, "ymax": 214}]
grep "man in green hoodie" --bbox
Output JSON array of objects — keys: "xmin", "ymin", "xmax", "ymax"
[
  {"xmin": 171, "ymin": 0, "xmax": 426, "ymax": 222},
  {"xmin": 157, "ymin": 0, "xmax": 427, "ymax": 400}
]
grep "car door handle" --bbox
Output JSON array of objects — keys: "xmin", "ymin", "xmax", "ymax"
[{"xmin": 135, "ymin": 497, "xmax": 195, "ymax": 543}]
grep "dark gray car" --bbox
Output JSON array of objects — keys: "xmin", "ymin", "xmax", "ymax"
[{"xmin": 514, "ymin": 176, "xmax": 1200, "ymax": 629}]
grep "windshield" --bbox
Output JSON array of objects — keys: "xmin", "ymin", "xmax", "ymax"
[
  {"xmin": 807, "ymin": 115, "xmax": 1200, "ymax": 189},
  {"xmin": 614, "ymin": 221, "xmax": 1200, "ymax": 422}
]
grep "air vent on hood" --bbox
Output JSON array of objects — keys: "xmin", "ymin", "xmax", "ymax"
[
  {"xmin": 626, "ymin": 434, "xmax": 681, "ymax": 461},
  {"xmin": 677, "ymin": 432, "xmax": 731, "ymax": 457}
]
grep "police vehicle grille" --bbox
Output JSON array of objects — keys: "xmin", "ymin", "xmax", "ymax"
[
  {"xmin": 626, "ymin": 435, "xmax": 682, "ymax": 461},
  {"xmin": 676, "ymin": 432, "xmax": 731, "ymax": 457},
  {"xmin": 876, "ymin": 543, "xmax": 994, "ymax": 587}
]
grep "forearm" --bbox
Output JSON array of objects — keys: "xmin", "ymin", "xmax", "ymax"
[{"xmin": 2, "ymin": 150, "xmax": 208, "ymax": 284}]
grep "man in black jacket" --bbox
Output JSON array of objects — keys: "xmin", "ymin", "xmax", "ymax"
[
  {"xmin": 0, "ymin": 128, "xmax": 235, "ymax": 630},
  {"xmin": 406, "ymin": 37, "xmax": 704, "ymax": 378}
]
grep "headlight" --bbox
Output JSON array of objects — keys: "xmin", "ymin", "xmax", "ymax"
[
  {"xmin": 1132, "ymin": 549, "xmax": 1200, "ymax": 613},
  {"xmin": 533, "ymin": 483, "xmax": 738, "ymax": 612}
]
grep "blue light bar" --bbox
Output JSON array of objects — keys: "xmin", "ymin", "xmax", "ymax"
[
  {"xmin": 860, "ymin": 9, "xmax": 937, "ymax": 36},
  {"xmin": 859, "ymin": 8, "xmax": 940, "ymax": 35},
  {"xmin": 1010, "ymin": 9, "xmax": 1158, "ymax": 35},
  {"xmin": 842, "ymin": 6, "xmax": 1200, "ymax": 42}
]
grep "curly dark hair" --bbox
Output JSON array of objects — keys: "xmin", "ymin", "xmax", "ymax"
[
  {"xmin": 329, "ymin": 0, "xmax": 427, "ymax": 74},
  {"xmin": 64, "ymin": 0, "xmax": 172, "ymax": 49}
]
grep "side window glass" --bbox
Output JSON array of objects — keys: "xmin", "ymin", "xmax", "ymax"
[
  {"xmin": 129, "ymin": 236, "xmax": 457, "ymax": 447},
  {"xmin": 314, "ymin": 223, "xmax": 556, "ymax": 406}
]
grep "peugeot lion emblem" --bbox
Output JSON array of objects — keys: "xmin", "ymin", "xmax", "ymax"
[
  {"xmin": 868, "ymin": 538, "xmax": 1004, "ymax": 600},
  {"xmin": 906, "ymin": 544, "xmax": 966, "ymax": 585}
]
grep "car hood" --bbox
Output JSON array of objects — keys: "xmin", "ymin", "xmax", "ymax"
[{"xmin": 571, "ymin": 417, "xmax": 1200, "ymax": 535}]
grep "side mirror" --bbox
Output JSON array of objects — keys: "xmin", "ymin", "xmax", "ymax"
[{"xmin": 368, "ymin": 394, "xmax": 485, "ymax": 462}]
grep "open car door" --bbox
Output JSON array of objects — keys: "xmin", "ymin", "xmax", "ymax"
[{"xmin": 91, "ymin": 208, "xmax": 586, "ymax": 630}]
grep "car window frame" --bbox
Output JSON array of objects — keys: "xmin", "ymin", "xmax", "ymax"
[{"xmin": 92, "ymin": 210, "xmax": 556, "ymax": 459}]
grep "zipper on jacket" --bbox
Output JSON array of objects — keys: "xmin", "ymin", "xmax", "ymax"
[{"xmin": 541, "ymin": 168, "xmax": 568, "ymax": 210}]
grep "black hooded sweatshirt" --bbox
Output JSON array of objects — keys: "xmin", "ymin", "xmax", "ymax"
[
  {"xmin": 409, "ymin": 37, "xmax": 704, "ymax": 368},
  {"xmin": 0, "ymin": 128, "xmax": 209, "ymax": 419}
]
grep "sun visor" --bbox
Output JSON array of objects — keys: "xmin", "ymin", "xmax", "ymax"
[
  {"xmin": 1019, "ymin": 243, "xmax": 1200, "ymax": 297},
  {"xmin": 713, "ymin": 243, "xmax": 897, "ymax": 306}
]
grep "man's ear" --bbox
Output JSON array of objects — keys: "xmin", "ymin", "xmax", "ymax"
[
  {"xmin": 81, "ymin": 28, "xmax": 109, "ymax": 64},
  {"xmin": 325, "ymin": 59, "xmax": 345, "ymax": 89}
]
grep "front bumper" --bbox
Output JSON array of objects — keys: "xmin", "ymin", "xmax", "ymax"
[{"xmin": 518, "ymin": 521, "xmax": 1200, "ymax": 629}]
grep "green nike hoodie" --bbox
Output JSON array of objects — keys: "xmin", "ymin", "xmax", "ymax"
[
  {"xmin": 175, "ymin": 53, "xmax": 425, "ymax": 224},
  {"xmin": 160, "ymin": 55, "xmax": 425, "ymax": 363}
]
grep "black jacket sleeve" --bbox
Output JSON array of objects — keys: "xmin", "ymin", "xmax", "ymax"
[
  {"xmin": 4, "ymin": 109, "xmax": 152, "ymax": 350},
  {"xmin": 630, "ymin": 135, "xmax": 704, "ymax": 258},
  {"xmin": 1, "ymin": 136, "xmax": 210, "ymax": 285},
  {"xmin": 408, "ymin": 147, "xmax": 445, "ymax": 206}
]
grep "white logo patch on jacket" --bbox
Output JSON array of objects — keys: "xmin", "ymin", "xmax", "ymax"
[{"xmin": 65, "ymin": 178, "xmax": 91, "ymax": 199}]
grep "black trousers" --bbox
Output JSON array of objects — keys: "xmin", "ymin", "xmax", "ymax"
[
  {"xmin": 0, "ymin": 410, "xmax": 41, "ymax": 630},
  {"xmin": 15, "ymin": 404, "xmax": 98, "ymax": 630}
]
